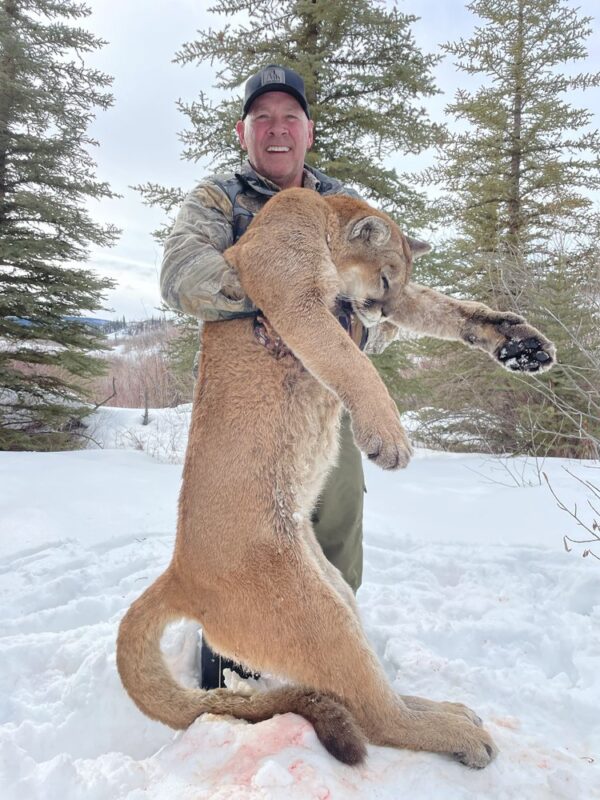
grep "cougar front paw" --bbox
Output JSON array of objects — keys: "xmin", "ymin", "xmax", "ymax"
[
  {"xmin": 495, "ymin": 328, "xmax": 555, "ymax": 373},
  {"xmin": 351, "ymin": 405, "xmax": 413, "ymax": 470}
]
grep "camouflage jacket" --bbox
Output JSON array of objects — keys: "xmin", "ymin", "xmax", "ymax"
[{"xmin": 160, "ymin": 160, "xmax": 398, "ymax": 355}]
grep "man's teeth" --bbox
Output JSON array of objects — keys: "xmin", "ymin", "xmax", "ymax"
[{"xmin": 267, "ymin": 146, "xmax": 290, "ymax": 152}]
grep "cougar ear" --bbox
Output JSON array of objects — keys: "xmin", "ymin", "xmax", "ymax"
[
  {"xmin": 406, "ymin": 236, "xmax": 431, "ymax": 259},
  {"xmin": 349, "ymin": 215, "xmax": 391, "ymax": 246}
]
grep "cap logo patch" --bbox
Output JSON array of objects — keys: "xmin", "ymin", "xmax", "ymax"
[{"xmin": 262, "ymin": 67, "xmax": 285, "ymax": 85}]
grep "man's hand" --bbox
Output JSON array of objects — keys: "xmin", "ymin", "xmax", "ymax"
[{"xmin": 220, "ymin": 266, "xmax": 246, "ymax": 302}]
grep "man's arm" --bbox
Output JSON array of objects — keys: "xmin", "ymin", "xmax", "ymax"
[{"xmin": 160, "ymin": 182, "xmax": 256, "ymax": 321}]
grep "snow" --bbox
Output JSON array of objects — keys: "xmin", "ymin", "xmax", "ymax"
[{"xmin": 1, "ymin": 406, "xmax": 598, "ymax": 799}]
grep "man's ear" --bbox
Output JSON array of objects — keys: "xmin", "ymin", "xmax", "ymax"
[
  {"xmin": 306, "ymin": 119, "xmax": 314, "ymax": 150},
  {"xmin": 406, "ymin": 236, "xmax": 432, "ymax": 259},
  {"xmin": 235, "ymin": 120, "xmax": 247, "ymax": 150}
]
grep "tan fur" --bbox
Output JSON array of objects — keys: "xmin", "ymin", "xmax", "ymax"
[{"xmin": 117, "ymin": 189, "xmax": 555, "ymax": 768}]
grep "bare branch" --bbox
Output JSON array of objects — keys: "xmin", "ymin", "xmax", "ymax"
[{"xmin": 544, "ymin": 470, "xmax": 600, "ymax": 562}]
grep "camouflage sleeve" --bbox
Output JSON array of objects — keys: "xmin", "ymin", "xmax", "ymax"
[
  {"xmin": 160, "ymin": 182, "xmax": 256, "ymax": 321},
  {"xmin": 338, "ymin": 186, "xmax": 362, "ymax": 200}
]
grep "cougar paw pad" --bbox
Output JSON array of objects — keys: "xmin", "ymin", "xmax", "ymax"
[{"xmin": 497, "ymin": 336, "xmax": 554, "ymax": 373}]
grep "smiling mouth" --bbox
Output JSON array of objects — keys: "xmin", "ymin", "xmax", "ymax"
[{"xmin": 266, "ymin": 146, "xmax": 291, "ymax": 152}]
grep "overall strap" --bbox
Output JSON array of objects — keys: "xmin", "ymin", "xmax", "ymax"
[{"xmin": 211, "ymin": 173, "xmax": 274, "ymax": 243}]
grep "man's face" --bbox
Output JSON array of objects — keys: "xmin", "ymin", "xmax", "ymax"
[{"xmin": 235, "ymin": 92, "xmax": 314, "ymax": 189}]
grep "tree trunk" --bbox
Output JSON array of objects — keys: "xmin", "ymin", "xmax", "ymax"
[
  {"xmin": 297, "ymin": 0, "xmax": 321, "ymax": 123},
  {"xmin": 507, "ymin": 0, "xmax": 524, "ymax": 248},
  {"xmin": 0, "ymin": 0, "xmax": 18, "ymax": 225}
]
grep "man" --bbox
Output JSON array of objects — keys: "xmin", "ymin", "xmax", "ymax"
[{"xmin": 160, "ymin": 65, "xmax": 395, "ymax": 689}]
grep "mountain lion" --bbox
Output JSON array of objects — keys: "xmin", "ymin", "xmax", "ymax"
[{"xmin": 117, "ymin": 188, "xmax": 555, "ymax": 768}]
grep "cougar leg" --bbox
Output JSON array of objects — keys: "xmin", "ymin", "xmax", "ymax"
[
  {"xmin": 303, "ymin": 532, "xmax": 485, "ymax": 730},
  {"xmin": 303, "ymin": 522, "xmax": 360, "ymax": 617},
  {"xmin": 194, "ymin": 532, "xmax": 497, "ymax": 768},
  {"xmin": 304, "ymin": 536, "xmax": 484, "ymax": 729},
  {"xmin": 303, "ymin": 531, "xmax": 485, "ymax": 730}
]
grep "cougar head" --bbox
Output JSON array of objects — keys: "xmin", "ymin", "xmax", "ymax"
[{"xmin": 335, "ymin": 210, "xmax": 430, "ymax": 327}]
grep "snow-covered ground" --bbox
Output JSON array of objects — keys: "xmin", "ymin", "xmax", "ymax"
[{"xmin": 0, "ymin": 406, "xmax": 598, "ymax": 799}]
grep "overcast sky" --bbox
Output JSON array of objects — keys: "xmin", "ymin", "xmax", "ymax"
[{"xmin": 81, "ymin": 0, "xmax": 600, "ymax": 320}]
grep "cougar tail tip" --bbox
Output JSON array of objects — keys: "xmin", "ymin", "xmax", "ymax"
[{"xmin": 296, "ymin": 692, "xmax": 367, "ymax": 765}]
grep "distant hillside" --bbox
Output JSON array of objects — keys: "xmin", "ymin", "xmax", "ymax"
[
  {"xmin": 9, "ymin": 316, "xmax": 113, "ymax": 329},
  {"xmin": 7, "ymin": 316, "xmax": 172, "ymax": 339},
  {"xmin": 65, "ymin": 316, "xmax": 113, "ymax": 328}
]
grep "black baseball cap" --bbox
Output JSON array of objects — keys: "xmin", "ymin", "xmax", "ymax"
[{"xmin": 242, "ymin": 64, "xmax": 310, "ymax": 119}]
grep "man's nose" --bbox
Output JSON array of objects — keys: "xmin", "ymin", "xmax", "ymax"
[{"xmin": 268, "ymin": 119, "xmax": 289, "ymax": 135}]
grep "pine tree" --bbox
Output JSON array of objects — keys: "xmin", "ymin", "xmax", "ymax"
[
  {"xmin": 0, "ymin": 0, "xmax": 119, "ymax": 450},
  {"xmin": 169, "ymin": 0, "xmax": 441, "ymax": 223},
  {"xmin": 407, "ymin": 0, "xmax": 600, "ymax": 458}
]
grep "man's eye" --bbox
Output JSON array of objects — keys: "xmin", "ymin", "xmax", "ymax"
[{"xmin": 381, "ymin": 275, "xmax": 390, "ymax": 291}]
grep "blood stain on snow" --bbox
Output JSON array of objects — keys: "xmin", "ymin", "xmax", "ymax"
[
  {"xmin": 288, "ymin": 758, "xmax": 333, "ymax": 798},
  {"xmin": 491, "ymin": 716, "xmax": 521, "ymax": 730},
  {"xmin": 289, "ymin": 758, "xmax": 313, "ymax": 782},
  {"xmin": 214, "ymin": 715, "xmax": 313, "ymax": 785}
]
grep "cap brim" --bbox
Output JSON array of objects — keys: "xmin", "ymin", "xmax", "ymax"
[{"xmin": 242, "ymin": 85, "xmax": 310, "ymax": 119}]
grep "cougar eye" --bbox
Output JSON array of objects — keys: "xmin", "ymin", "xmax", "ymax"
[{"xmin": 381, "ymin": 275, "xmax": 390, "ymax": 291}]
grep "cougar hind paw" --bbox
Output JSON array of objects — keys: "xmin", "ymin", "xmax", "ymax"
[
  {"xmin": 451, "ymin": 726, "xmax": 498, "ymax": 769},
  {"xmin": 438, "ymin": 701, "xmax": 483, "ymax": 728},
  {"xmin": 453, "ymin": 740, "xmax": 498, "ymax": 769}
]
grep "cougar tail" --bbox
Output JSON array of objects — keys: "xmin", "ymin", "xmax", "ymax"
[{"xmin": 116, "ymin": 571, "xmax": 367, "ymax": 765}]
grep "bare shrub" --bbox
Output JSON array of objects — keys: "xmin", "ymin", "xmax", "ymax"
[
  {"xmin": 545, "ymin": 468, "xmax": 600, "ymax": 562},
  {"xmin": 87, "ymin": 322, "xmax": 194, "ymax": 409}
]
